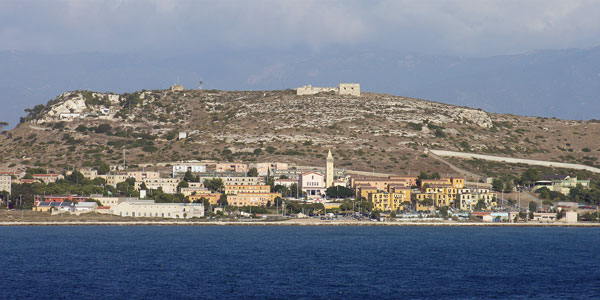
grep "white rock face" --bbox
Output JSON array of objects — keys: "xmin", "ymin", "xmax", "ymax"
[
  {"xmin": 38, "ymin": 91, "xmax": 124, "ymax": 123},
  {"xmin": 456, "ymin": 108, "xmax": 493, "ymax": 128},
  {"xmin": 47, "ymin": 95, "xmax": 86, "ymax": 116}
]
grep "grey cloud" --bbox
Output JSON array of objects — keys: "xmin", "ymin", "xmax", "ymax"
[{"xmin": 1, "ymin": 0, "xmax": 600, "ymax": 55}]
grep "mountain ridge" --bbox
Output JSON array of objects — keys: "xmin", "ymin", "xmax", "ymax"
[{"xmin": 1, "ymin": 88, "xmax": 599, "ymax": 179}]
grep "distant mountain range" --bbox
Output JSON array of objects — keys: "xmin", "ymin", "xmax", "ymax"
[{"xmin": 1, "ymin": 46, "xmax": 600, "ymax": 126}]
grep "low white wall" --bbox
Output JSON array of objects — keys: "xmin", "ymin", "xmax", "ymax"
[{"xmin": 430, "ymin": 150, "xmax": 600, "ymax": 173}]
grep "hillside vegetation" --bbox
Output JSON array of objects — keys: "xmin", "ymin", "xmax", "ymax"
[{"xmin": 1, "ymin": 88, "xmax": 600, "ymax": 176}]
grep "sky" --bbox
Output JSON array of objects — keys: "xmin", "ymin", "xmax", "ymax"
[
  {"xmin": 2, "ymin": 0, "xmax": 600, "ymax": 126},
  {"xmin": 2, "ymin": 0, "xmax": 600, "ymax": 57}
]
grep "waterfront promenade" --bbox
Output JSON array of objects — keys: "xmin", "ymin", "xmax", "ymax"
[{"xmin": 1, "ymin": 219, "xmax": 599, "ymax": 227}]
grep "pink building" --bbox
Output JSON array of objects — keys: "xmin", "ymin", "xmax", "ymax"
[
  {"xmin": 256, "ymin": 162, "xmax": 288, "ymax": 176},
  {"xmin": 216, "ymin": 163, "xmax": 248, "ymax": 173}
]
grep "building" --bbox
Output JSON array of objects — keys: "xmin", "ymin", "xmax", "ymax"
[
  {"xmin": 299, "ymin": 172, "xmax": 326, "ymax": 198},
  {"xmin": 369, "ymin": 190, "xmax": 410, "ymax": 211},
  {"xmin": 32, "ymin": 174, "xmax": 64, "ymax": 184},
  {"xmin": 89, "ymin": 195, "xmax": 140, "ymax": 207},
  {"xmin": 75, "ymin": 202, "xmax": 98, "ymax": 211},
  {"xmin": 420, "ymin": 177, "xmax": 464, "ymax": 189},
  {"xmin": 80, "ymin": 168, "xmax": 98, "ymax": 180},
  {"xmin": 170, "ymin": 84, "xmax": 184, "ymax": 91},
  {"xmin": 274, "ymin": 178, "xmax": 298, "ymax": 188},
  {"xmin": 296, "ymin": 83, "xmax": 360, "ymax": 96},
  {"xmin": 32, "ymin": 201, "xmax": 74, "ymax": 212},
  {"xmin": 136, "ymin": 178, "xmax": 180, "ymax": 194},
  {"xmin": 178, "ymin": 132, "xmax": 187, "ymax": 140},
  {"xmin": 227, "ymin": 193, "xmax": 281, "ymax": 207},
  {"xmin": 188, "ymin": 193, "xmax": 221, "ymax": 205},
  {"xmin": 351, "ymin": 176, "xmax": 414, "ymax": 191},
  {"xmin": 201, "ymin": 176, "xmax": 260, "ymax": 186},
  {"xmin": 534, "ymin": 175, "xmax": 590, "ymax": 195},
  {"xmin": 225, "ymin": 185, "xmax": 271, "ymax": 195},
  {"xmin": 216, "ymin": 163, "xmax": 248, "ymax": 173},
  {"xmin": 127, "ymin": 171, "xmax": 160, "ymax": 182},
  {"xmin": 179, "ymin": 187, "xmax": 211, "ymax": 197},
  {"xmin": 532, "ymin": 212, "xmax": 557, "ymax": 223},
  {"xmin": 106, "ymin": 174, "xmax": 130, "ymax": 187},
  {"xmin": 326, "ymin": 150, "xmax": 334, "ymax": 188},
  {"xmin": 565, "ymin": 211, "xmax": 578, "ymax": 223},
  {"xmin": 0, "ymin": 171, "xmax": 25, "ymax": 179},
  {"xmin": 34, "ymin": 195, "xmax": 89, "ymax": 206},
  {"xmin": 0, "ymin": 175, "xmax": 11, "ymax": 195},
  {"xmin": 172, "ymin": 163, "xmax": 207, "ymax": 177},
  {"xmin": 255, "ymin": 162, "xmax": 288, "ymax": 176},
  {"xmin": 110, "ymin": 201, "xmax": 204, "ymax": 219}
]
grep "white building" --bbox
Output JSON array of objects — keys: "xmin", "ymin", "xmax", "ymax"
[
  {"xmin": 106, "ymin": 174, "xmax": 130, "ymax": 187},
  {"xmin": 299, "ymin": 172, "xmax": 326, "ymax": 198},
  {"xmin": 136, "ymin": 178, "xmax": 180, "ymax": 194},
  {"xmin": 110, "ymin": 201, "xmax": 204, "ymax": 219},
  {"xmin": 74, "ymin": 202, "xmax": 98, "ymax": 211},
  {"xmin": 172, "ymin": 163, "xmax": 207, "ymax": 177},
  {"xmin": 89, "ymin": 195, "xmax": 142, "ymax": 207},
  {"xmin": 0, "ymin": 175, "xmax": 11, "ymax": 195},
  {"xmin": 127, "ymin": 171, "xmax": 160, "ymax": 182}
]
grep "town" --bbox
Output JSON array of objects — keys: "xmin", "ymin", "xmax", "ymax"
[{"xmin": 0, "ymin": 148, "xmax": 595, "ymax": 225}]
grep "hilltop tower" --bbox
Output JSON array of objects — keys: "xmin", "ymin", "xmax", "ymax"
[{"xmin": 326, "ymin": 149, "xmax": 334, "ymax": 188}]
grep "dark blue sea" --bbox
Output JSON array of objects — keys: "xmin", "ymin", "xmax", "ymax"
[{"xmin": 1, "ymin": 226, "xmax": 599, "ymax": 299}]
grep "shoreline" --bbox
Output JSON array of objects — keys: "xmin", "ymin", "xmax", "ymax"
[{"xmin": 1, "ymin": 220, "xmax": 599, "ymax": 227}]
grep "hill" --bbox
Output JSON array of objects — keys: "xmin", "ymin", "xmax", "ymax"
[
  {"xmin": 1, "ymin": 88, "xmax": 600, "ymax": 177},
  {"xmin": 3, "ymin": 47, "xmax": 600, "ymax": 127}
]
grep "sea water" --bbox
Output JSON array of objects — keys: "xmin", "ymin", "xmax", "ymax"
[{"xmin": 1, "ymin": 226, "xmax": 599, "ymax": 299}]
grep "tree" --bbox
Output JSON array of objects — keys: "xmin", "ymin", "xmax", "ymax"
[
  {"xmin": 416, "ymin": 171, "xmax": 440, "ymax": 186},
  {"xmin": 95, "ymin": 161, "xmax": 110, "ymax": 175},
  {"xmin": 325, "ymin": 186, "xmax": 354, "ymax": 198},
  {"xmin": 66, "ymin": 170, "xmax": 86, "ymax": 185},
  {"xmin": 439, "ymin": 206, "xmax": 449, "ymax": 219},
  {"xmin": 204, "ymin": 178, "xmax": 224, "ymax": 193},
  {"xmin": 248, "ymin": 167, "xmax": 258, "ymax": 177},
  {"xmin": 520, "ymin": 169, "xmax": 541, "ymax": 187},
  {"xmin": 474, "ymin": 199, "xmax": 487, "ymax": 211},
  {"xmin": 184, "ymin": 170, "xmax": 195, "ymax": 182},
  {"xmin": 178, "ymin": 181, "xmax": 189, "ymax": 189},
  {"xmin": 528, "ymin": 201, "xmax": 539, "ymax": 213},
  {"xmin": 218, "ymin": 194, "xmax": 228, "ymax": 206},
  {"xmin": 75, "ymin": 125, "xmax": 87, "ymax": 133}
]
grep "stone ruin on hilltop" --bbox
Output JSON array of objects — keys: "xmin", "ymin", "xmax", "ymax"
[{"xmin": 296, "ymin": 83, "xmax": 360, "ymax": 96}]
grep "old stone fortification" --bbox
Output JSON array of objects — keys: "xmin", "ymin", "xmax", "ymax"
[
  {"xmin": 296, "ymin": 83, "xmax": 360, "ymax": 96},
  {"xmin": 429, "ymin": 150, "xmax": 600, "ymax": 173}
]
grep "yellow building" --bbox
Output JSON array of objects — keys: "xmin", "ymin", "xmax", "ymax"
[
  {"xmin": 356, "ymin": 185, "xmax": 378, "ymax": 199},
  {"xmin": 188, "ymin": 193, "xmax": 221, "ymax": 205},
  {"xmin": 420, "ymin": 177, "xmax": 464, "ymax": 189},
  {"xmin": 227, "ymin": 192, "xmax": 282, "ymax": 207},
  {"xmin": 369, "ymin": 192, "xmax": 410, "ymax": 211},
  {"xmin": 450, "ymin": 177, "xmax": 465, "ymax": 189},
  {"xmin": 224, "ymin": 185, "xmax": 271, "ymax": 195},
  {"xmin": 421, "ymin": 184, "xmax": 457, "ymax": 207}
]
